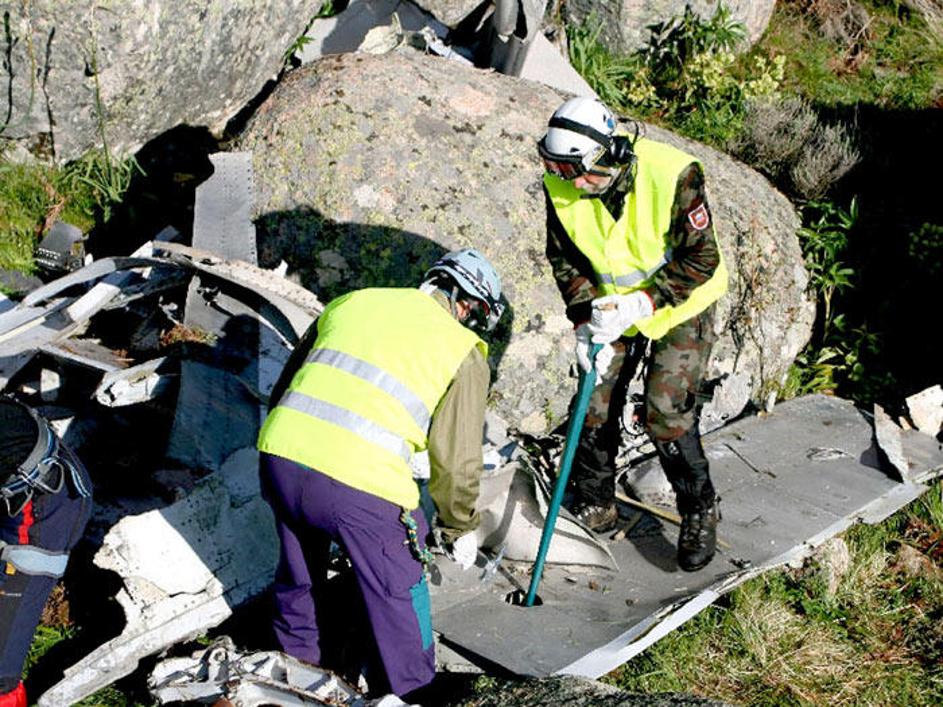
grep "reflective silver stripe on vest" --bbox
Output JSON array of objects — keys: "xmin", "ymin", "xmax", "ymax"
[
  {"xmin": 306, "ymin": 348, "xmax": 431, "ymax": 432},
  {"xmin": 599, "ymin": 249, "xmax": 673, "ymax": 288},
  {"xmin": 0, "ymin": 541, "xmax": 69, "ymax": 578},
  {"xmin": 280, "ymin": 391, "xmax": 412, "ymax": 463}
]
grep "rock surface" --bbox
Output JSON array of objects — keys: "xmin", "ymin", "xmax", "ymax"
[
  {"xmin": 0, "ymin": 0, "xmax": 316, "ymax": 163},
  {"xmin": 238, "ymin": 50, "xmax": 814, "ymax": 434},
  {"xmin": 413, "ymin": 0, "xmax": 486, "ymax": 27},
  {"xmin": 452, "ymin": 675, "xmax": 731, "ymax": 706},
  {"xmin": 564, "ymin": 0, "xmax": 776, "ymax": 54}
]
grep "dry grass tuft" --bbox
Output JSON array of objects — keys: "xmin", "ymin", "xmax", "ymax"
[
  {"xmin": 728, "ymin": 96, "xmax": 859, "ymax": 199},
  {"xmin": 159, "ymin": 323, "xmax": 215, "ymax": 347}
]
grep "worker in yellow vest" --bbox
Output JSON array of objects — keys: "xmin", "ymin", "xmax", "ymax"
[
  {"xmin": 538, "ymin": 97, "xmax": 727, "ymax": 572},
  {"xmin": 257, "ymin": 249, "xmax": 504, "ymax": 700}
]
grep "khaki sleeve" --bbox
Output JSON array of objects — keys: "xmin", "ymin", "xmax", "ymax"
[{"xmin": 427, "ymin": 345, "xmax": 490, "ymax": 543}]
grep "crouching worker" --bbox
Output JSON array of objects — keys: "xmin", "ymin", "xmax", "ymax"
[
  {"xmin": 0, "ymin": 398, "xmax": 93, "ymax": 707},
  {"xmin": 256, "ymin": 249, "xmax": 504, "ymax": 699}
]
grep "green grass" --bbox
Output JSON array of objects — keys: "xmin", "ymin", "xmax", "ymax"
[
  {"xmin": 24, "ymin": 625, "xmax": 75, "ymax": 674},
  {"xmin": 607, "ymin": 482, "xmax": 943, "ymax": 705},
  {"xmin": 0, "ymin": 150, "xmax": 140, "ymax": 275},
  {"xmin": 758, "ymin": 1, "xmax": 943, "ymax": 110}
]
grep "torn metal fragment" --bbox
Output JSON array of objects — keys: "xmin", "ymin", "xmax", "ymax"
[
  {"xmin": 874, "ymin": 403, "xmax": 913, "ymax": 482},
  {"xmin": 476, "ymin": 461, "xmax": 617, "ymax": 570},
  {"xmin": 94, "ymin": 357, "xmax": 174, "ymax": 407},
  {"xmin": 906, "ymin": 385, "xmax": 943, "ymax": 437},
  {"xmin": 149, "ymin": 637, "xmax": 365, "ymax": 706}
]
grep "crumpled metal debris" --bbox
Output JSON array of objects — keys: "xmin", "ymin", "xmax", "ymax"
[{"xmin": 148, "ymin": 637, "xmax": 366, "ymax": 706}]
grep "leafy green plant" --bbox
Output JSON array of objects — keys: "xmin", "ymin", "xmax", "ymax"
[
  {"xmin": 566, "ymin": 16, "xmax": 640, "ymax": 111},
  {"xmin": 640, "ymin": 4, "xmax": 746, "ymax": 89},
  {"xmin": 63, "ymin": 150, "xmax": 143, "ymax": 223},
  {"xmin": 567, "ymin": 5, "xmax": 785, "ymax": 145},
  {"xmin": 282, "ymin": 0, "xmax": 345, "ymax": 67},
  {"xmin": 907, "ymin": 223, "xmax": 943, "ymax": 280},
  {"xmin": 784, "ymin": 197, "xmax": 899, "ymax": 401},
  {"xmin": 797, "ymin": 198, "xmax": 857, "ymax": 337},
  {"xmin": 282, "ymin": 32, "xmax": 313, "ymax": 66},
  {"xmin": 24, "ymin": 624, "xmax": 75, "ymax": 674}
]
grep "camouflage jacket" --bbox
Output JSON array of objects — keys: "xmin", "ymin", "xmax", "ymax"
[{"xmin": 544, "ymin": 161, "xmax": 721, "ymax": 326}]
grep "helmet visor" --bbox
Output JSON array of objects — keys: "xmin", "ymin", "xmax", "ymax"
[{"xmin": 541, "ymin": 157, "xmax": 583, "ymax": 180}]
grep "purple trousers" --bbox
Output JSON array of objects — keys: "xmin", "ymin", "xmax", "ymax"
[{"xmin": 259, "ymin": 453, "xmax": 434, "ymax": 696}]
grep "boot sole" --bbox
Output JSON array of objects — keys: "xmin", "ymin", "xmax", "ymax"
[{"xmin": 678, "ymin": 554, "xmax": 715, "ymax": 572}]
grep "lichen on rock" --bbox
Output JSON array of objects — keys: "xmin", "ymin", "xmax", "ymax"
[{"xmin": 239, "ymin": 50, "xmax": 813, "ymax": 434}]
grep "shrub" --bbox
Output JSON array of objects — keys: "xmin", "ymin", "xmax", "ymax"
[
  {"xmin": 789, "ymin": 120, "xmax": 860, "ymax": 199},
  {"xmin": 907, "ymin": 223, "xmax": 943, "ymax": 280},
  {"xmin": 729, "ymin": 96, "xmax": 859, "ymax": 199},
  {"xmin": 728, "ymin": 96, "xmax": 816, "ymax": 174},
  {"xmin": 567, "ymin": 16, "xmax": 640, "ymax": 110}
]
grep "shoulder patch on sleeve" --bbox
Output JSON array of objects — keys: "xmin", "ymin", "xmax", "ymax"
[{"xmin": 687, "ymin": 203, "xmax": 710, "ymax": 230}]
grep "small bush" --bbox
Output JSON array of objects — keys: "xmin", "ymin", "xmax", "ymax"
[
  {"xmin": 729, "ymin": 96, "xmax": 859, "ymax": 199},
  {"xmin": 728, "ymin": 96, "xmax": 817, "ymax": 175},
  {"xmin": 907, "ymin": 222, "xmax": 943, "ymax": 280},
  {"xmin": 790, "ymin": 121, "xmax": 859, "ymax": 199},
  {"xmin": 568, "ymin": 6, "xmax": 788, "ymax": 145}
]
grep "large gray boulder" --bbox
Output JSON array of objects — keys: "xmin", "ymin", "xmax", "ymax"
[
  {"xmin": 413, "ymin": 0, "xmax": 485, "ymax": 27},
  {"xmin": 564, "ymin": 0, "xmax": 777, "ymax": 55},
  {"xmin": 0, "ymin": 0, "xmax": 318, "ymax": 163},
  {"xmin": 238, "ymin": 50, "xmax": 814, "ymax": 435}
]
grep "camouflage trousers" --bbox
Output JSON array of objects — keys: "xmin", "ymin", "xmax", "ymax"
[{"xmin": 573, "ymin": 306, "xmax": 716, "ymax": 506}]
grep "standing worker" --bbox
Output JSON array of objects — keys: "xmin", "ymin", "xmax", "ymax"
[
  {"xmin": 0, "ymin": 398, "xmax": 93, "ymax": 707},
  {"xmin": 256, "ymin": 249, "xmax": 504, "ymax": 700},
  {"xmin": 538, "ymin": 97, "xmax": 728, "ymax": 572}
]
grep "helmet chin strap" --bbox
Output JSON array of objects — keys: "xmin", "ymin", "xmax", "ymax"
[
  {"xmin": 419, "ymin": 280, "xmax": 464, "ymax": 322},
  {"xmin": 449, "ymin": 284, "xmax": 459, "ymax": 320}
]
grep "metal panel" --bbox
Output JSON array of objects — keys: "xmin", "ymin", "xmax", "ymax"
[{"xmin": 431, "ymin": 394, "xmax": 943, "ymax": 679}]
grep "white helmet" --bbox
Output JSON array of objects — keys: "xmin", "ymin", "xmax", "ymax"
[{"xmin": 538, "ymin": 97, "xmax": 618, "ymax": 179}]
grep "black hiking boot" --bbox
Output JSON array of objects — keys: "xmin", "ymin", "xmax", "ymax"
[
  {"xmin": 678, "ymin": 497, "xmax": 721, "ymax": 572},
  {"xmin": 573, "ymin": 500, "xmax": 618, "ymax": 533}
]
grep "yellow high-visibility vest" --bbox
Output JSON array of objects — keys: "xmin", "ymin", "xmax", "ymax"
[
  {"xmin": 258, "ymin": 288, "xmax": 486, "ymax": 509},
  {"xmin": 544, "ymin": 137, "xmax": 727, "ymax": 339}
]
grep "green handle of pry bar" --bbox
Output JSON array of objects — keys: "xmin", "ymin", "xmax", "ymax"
[{"xmin": 525, "ymin": 342, "xmax": 602, "ymax": 607}]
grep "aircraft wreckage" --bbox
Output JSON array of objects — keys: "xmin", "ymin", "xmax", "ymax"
[{"xmin": 2, "ymin": 154, "xmax": 941, "ymax": 706}]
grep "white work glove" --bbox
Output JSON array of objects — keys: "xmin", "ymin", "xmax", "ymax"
[
  {"xmin": 574, "ymin": 324, "xmax": 615, "ymax": 379},
  {"xmin": 448, "ymin": 532, "xmax": 477, "ymax": 571},
  {"xmin": 587, "ymin": 292, "xmax": 654, "ymax": 344}
]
